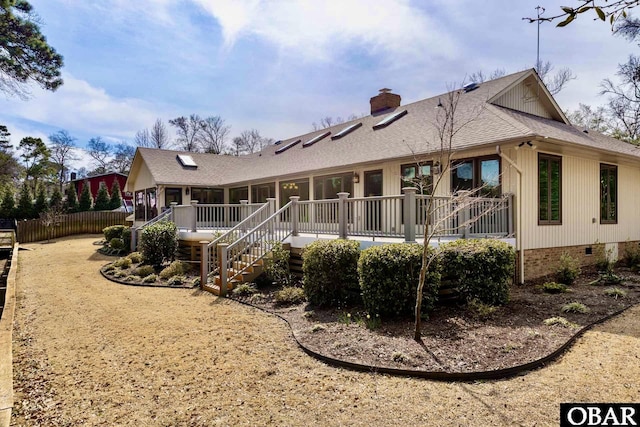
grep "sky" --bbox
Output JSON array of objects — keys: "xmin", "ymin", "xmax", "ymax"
[{"xmin": 0, "ymin": 0, "xmax": 635, "ymax": 172}]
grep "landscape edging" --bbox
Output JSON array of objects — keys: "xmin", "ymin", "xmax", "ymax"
[
  {"xmin": 0, "ymin": 245, "xmax": 19, "ymax": 427},
  {"xmin": 229, "ymin": 295, "xmax": 636, "ymax": 381}
]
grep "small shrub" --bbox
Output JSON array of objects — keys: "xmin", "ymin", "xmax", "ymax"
[
  {"xmin": 302, "ymin": 240, "xmax": 360, "ymax": 307},
  {"xmin": 139, "ymin": 221, "xmax": 178, "ymax": 267},
  {"xmin": 561, "ymin": 302, "xmax": 590, "ymax": 314},
  {"xmin": 467, "ymin": 298, "xmax": 498, "ymax": 319},
  {"xmin": 543, "ymin": 316, "xmax": 577, "ymax": 328},
  {"xmin": 439, "ymin": 239, "xmax": 515, "ymax": 306},
  {"xmin": 363, "ymin": 312, "xmax": 381, "ymax": 330},
  {"xmin": 159, "ymin": 260, "xmax": 191, "ymax": 279},
  {"xmin": 233, "ymin": 283, "xmax": 258, "ymax": 296},
  {"xmin": 167, "ymin": 275, "xmax": 186, "ymax": 286},
  {"xmin": 127, "ymin": 252, "xmax": 143, "ymax": 264},
  {"xmin": 264, "ymin": 241, "xmax": 290, "ymax": 286},
  {"xmin": 274, "ymin": 286, "xmax": 306, "ymax": 305},
  {"xmin": 337, "ymin": 311, "xmax": 352, "ymax": 325},
  {"xmin": 109, "ymin": 238, "xmax": 125, "ymax": 251},
  {"xmin": 192, "ymin": 277, "xmax": 201, "ymax": 287},
  {"xmin": 392, "ymin": 352, "xmax": 409, "ymax": 363},
  {"xmin": 122, "ymin": 227, "xmax": 132, "ymax": 251},
  {"xmin": 113, "ymin": 270, "xmax": 127, "ymax": 278},
  {"xmin": 142, "ymin": 274, "xmax": 158, "ymax": 283},
  {"xmin": 103, "ymin": 264, "xmax": 116, "ymax": 272},
  {"xmin": 113, "ymin": 257, "xmax": 132, "ymax": 269},
  {"xmin": 125, "ymin": 275, "xmax": 137, "ymax": 282},
  {"xmin": 103, "ymin": 225, "xmax": 126, "ymax": 242},
  {"xmin": 555, "ymin": 252, "xmax": 581, "ymax": 285},
  {"xmin": 133, "ymin": 265, "xmax": 156, "ymax": 277},
  {"xmin": 311, "ymin": 324, "xmax": 326, "ymax": 333},
  {"xmin": 593, "ymin": 243, "xmax": 613, "ymax": 273},
  {"xmin": 542, "ymin": 282, "xmax": 568, "ymax": 294},
  {"xmin": 604, "ymin": 287, "xmax": 627, "ymax": 299},
  {"xmin": 622, "ymin": 240, "xmax": 640, "ymax": 267}
]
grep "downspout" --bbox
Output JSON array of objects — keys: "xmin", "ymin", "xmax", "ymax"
[{"xmin": 496, "ymin": 146, "xmax": 525, "ymax": 284}]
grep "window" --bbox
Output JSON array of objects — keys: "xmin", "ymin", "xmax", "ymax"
[
  {"xmin": 303, "ymin": 131, "xmax": 331, "ymax": 148},
  {"xmin": 229, "ymin": 186, "xmax": 249, "ymax": 204},
  {"xmin": 600, "ymin": 164, "xmax": 617, "ymax": 224},
  {"xmin": 279, "ymin": 179, "xmax": 309, "ymax": 207},
  {"xmin": 373, "ymin": 109, "xmax": 408, "ymax": 130},
  {"xmin": 275, "ymin": 139, "xmax": 301, "ymax": 154},
  {"xmin": 401, "ymin": 162, "xmax": 432, "ymax": 194},
  {"xmin": 191, "ymin": 187, "xmax": 224, "ymax": 204},
  {"xmin": 450, "ymin": 156, "xmax": 501, "ymax": 197},
  {"xmin": 165, "ymin": 187, "xmax": 182, "ymax": 208},
  {"xmin": 176, "ymin": 154, "xmax": 197, "ymax": 168},
  {"xmin": 538, "ymin": 154, "xmax": 562, "ymax": 224},
  {"xmin": 135, "ymin": 188, "xmax": 157, "ymax": 221},
  {"xmin": 331, "ymin": 123, "xmax": 362, "ymax": 140},
  {"xmin": 251, "ymin": 183, "xmax": 276, "ymax": 203},
  {"xmin": 314, "ymin": 173, "xmax": 354, "ymax": 200}
]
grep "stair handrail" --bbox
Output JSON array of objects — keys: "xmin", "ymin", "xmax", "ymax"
[
  {"xmin": 206, "ymin": 201, "xmax": 271, "ymax": 250},
  {"xmin": 215, "ymin": 201, "xmax": 293, "ymax": 294},
  {"xmin": 131, "ymin": 209, "xmax": 173, "ymax": 251}
]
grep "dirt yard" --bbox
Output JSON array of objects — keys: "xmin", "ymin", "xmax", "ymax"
[{"xmin": 10, "ymin": 235, "xmax": 640, "ymax": 426}]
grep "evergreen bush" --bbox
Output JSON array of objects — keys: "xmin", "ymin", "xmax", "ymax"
[
  {"xmin": 439, "ymin": 239, "xmax": 515, "ymax": 306},
  {"xmin": 65, "ymin": 185, "xmax": 79, "ymax": 213},
  {"xmin": 93, "ymin": 181, "xmax": 111, "ymax": 211},
  {"xmin": 0, "ymin": 188, "xmax": 15, "ymax": 218},
  {"xmin": 78, "ymin": 181, "xmax": 93, "ymax": 211},
  {"xmin": 139, "ymin": 221, "xmax": 178, "ymax": 267},
  {"xmin": 302, "ymin": 240, "xmax": 360, "ymax": 307},
  {"xmin": 109, "ymin": 180, "xmax": 123, "ymax": 210},
  {"xmin": 103, "ymin": 224, "xmax": 126, "ymax": 241},
  {"xmin": 16, "ymin": 184, "xmax": 33, "ymax": 219},
  {"xmin": 49, "ymin": 186, "xmax": 63, "ymax": 210},
  {"xmin": 555, "ymin": 252, "xmax": 581, "ymax": 285},
  {"xmin": 34, "ymin": 184, "xmax": 47, "ymax": 216},
  {"xmin": 358, "ymin": 243, "xmax": 440, "ymax": 318}
]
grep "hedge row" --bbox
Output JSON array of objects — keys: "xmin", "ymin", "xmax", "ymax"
[{"xmin": 302, "ymin": 239, "xmax": 515, "ymax": 319}]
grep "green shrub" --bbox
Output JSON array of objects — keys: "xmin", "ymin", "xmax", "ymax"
[
  {"xmin": 113, "ymin": 257, "xmax": 132, "ymax": 269},
  {"xmin": 302, "ymin": 240, "xmax": 360, "ymax": 307},
  {"xmin": 622, "ymin": 241, "xmax": 640, "ymax": 267},
  {"xmin": 139, "ymin": 221, "xmax": 178, "ymax": 267},
  {"xmin": 122, "ymin": 227, "xmax": 131, "ymax": 252},
  {"xmin": 127, "ymin": 251, "xmax": 143, "ymax": 264},
  {"xmin": 542, "ymin": 282, "xmax": 568, "ymax": 294},
  {"xmin": 561, "ymin": 302, "xmax": 590, "ymax": 314},
  {"xmin": 133, "ymin": 265, "xmax": 156, "ymax": 277},
  {"xmin": 103, "ymin": 225, "xmax": 126, "ymax": 242},
  {"xmin": 274, "ymin": 286, "xmax": 306, "ymax": 305},
  {"xmin": 167, "ymin": 275, "xmax": 186, "ymax": 286},
  {"xmin": 593, "ymin": 243, "xmax": 613, "ymax": 273},
  {"xmin": 264, "ymin": 242, "xmax": 290, "ymax": 286},
  {"xmin": 555, "ymin": 252, "xmax": 581, "ymax": 285},
  {"xmin": 109, "ymin": 237, "xmax": 125, "ymax": 251},
  {"xmin": 439, "ymin": 239, "xmax": 515, "ymax": 306},
  {"xmin": 467, "ymin": 298, "xmax": 498, "ymax": 319},
  {"xmin": 358, "ymin": 243, "xmax": 440, "ymax": 318},
  {"xmin": 142, "ymin": 274, "xmax": 158, "ymax": 283},
  {"xmin": 159, "ymin": 260, "xmax": 191, "ymax": 279},
  {"xmin": 233, "ymin": 283, "xmax": 258, "ymax": 296},
  {"xmin": 113, "ymin": 270, "xmax": 127, "ymax": 278},
  {"xmin": 604, "ymin": 287, "xmax": 627, "ymax": 299}
]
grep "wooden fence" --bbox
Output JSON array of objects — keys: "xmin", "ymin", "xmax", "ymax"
[{"xmin": 16, "ymin": 211, "xmax": 129, "ymax": 243}]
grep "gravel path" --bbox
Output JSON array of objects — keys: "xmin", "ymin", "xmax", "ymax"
[{"xmin": 10, "ymin": 235, "xmax": 640, "ymax": 426}]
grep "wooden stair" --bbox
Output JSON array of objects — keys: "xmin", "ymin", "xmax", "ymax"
[{"xmin": 203, "ymin": 255, "xmax": 265, "ymax": 296}]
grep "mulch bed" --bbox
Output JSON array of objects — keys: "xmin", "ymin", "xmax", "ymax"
[{"xmin": 231, "ymin": 267, "xmax": 640, "ymax": 373}]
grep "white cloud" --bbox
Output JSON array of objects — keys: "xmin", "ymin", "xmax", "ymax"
[
  {"xmin": 193, "ymin": 0, "xmax": 456, "ymax": 64},
  {"xmin": 1, "ymin": 73, "xmax": 172, "ymax": 140}
]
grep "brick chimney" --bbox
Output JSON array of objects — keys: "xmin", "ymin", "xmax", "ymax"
[{"xmin": 370, "ymin": 88, "xmax": 401, "ymax": 114}]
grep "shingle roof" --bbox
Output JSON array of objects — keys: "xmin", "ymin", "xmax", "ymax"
[{"xmin": 131, "ymin": 68, "xmax": 640, "ymax": 188}]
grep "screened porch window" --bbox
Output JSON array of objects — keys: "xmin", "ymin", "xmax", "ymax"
[
  {"xmin": 251, "ymin": 183, "xmax": 276, "ymax": 203},
  {"xmin": 190, "ymin": 187, "xmax": 224, "ymax": 204},
  {"xmin": 229, "ymin": 186, "xmax": 249, "ymax": 204},
  {"xmin": 313, "ymin": 173, "xmax": 354, "ymax": 200},
  {"xmin": 135, "ymin": 188, "xmax": 157, "ymax": 221},
  {"xmin": 165, "ymin": 187, "xmax": 182, "ymax": 208},
  {"xmin": 600, "ymin": 164, "xmax": 617, "ymax": 224},
  {"xmin": 279, "ymin": 179, "xmax": 309, "ymax": 207}
]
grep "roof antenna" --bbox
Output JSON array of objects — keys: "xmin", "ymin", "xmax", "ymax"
[{"xmin": 535, "ymin": 5, "xmax": 545, "ymax": 73}]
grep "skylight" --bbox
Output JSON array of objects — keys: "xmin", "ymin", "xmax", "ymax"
[
  {"xmin": 177, "ymin": 154, "xmax": 197, "ymax": 168},
  {"xmin": 302, "ymin": 131, "xmax": 331, "ymax": 148},
  {"xmin": 372, "ymin": 110, "xmax": 408, "ymax": 130},
  {"xmin": 331, "ymin": 122, "xmax": 362, "ymax": 140},
  {"xmin": 275, "ymin": 139, "xmax": 301, "ymax": 154}
]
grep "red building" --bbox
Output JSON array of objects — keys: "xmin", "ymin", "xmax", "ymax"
[{"xmin": 69, "ymin": 172, "xmax": 132, "ymax": 208}]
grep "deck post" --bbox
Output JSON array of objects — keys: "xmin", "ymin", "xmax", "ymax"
[
  {"xmin": 240, "ymin": 200, "xmax": 249, "ymax": 233},
  {"xmin": 218, "ymin": 243, "xmax": 229, "ymax": 296},
  {"xmin": 170, "ymin": 202, "xmax": 177, "ymax": 224},
  {"xmin": 199, "ymin": 241, "xmax": 209, "ymax": 290},
  {"xmin": 338, "ymin": 192, "xmax": 349, "ymax": 239},
  {"xmin": 402, "ymin": 187, "xmax": 417, "ymax": 243},
  {"xmin": 457, "ymin": 191, "xmax": 472, "ymax": 238},
  {"xmin": 290, "ymin": 196, "xmax": 300, "ymax": 237},
  {"xmin": 267, "ymin": 198, "xmax": 276, "ymax": 234},
  {"xmin": 190, "ymin": 200, "xmax": 198, "ymax": 232}
]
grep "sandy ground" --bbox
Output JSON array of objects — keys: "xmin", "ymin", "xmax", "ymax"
[{"xmin": 10, "ymin": 235, "xmax": 640, "ymax": 426}]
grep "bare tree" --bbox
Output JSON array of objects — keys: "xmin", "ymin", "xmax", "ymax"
[
  {"xmin": 87, "ymin": 136, "xmax": 112, "ymax": 173},
  {"xmin": 235, "ymin": 129, "xmax": 272, "ymax": 154},
  {"xmin": 566, "ymin": 103, "xmax": 612, "ymax": 133},
  {"xmin": 109, "ymin": 142, "xmax": 136, "ymax": 173},
  {"xmin": 469, "ymin": 68, "xmax": 506, "ymax": 83},
  {"xmin": 536, "ymin": 60, "xmax": 576, "ymax": 95},
  {"xmin": 169, "ymin": 114, "xmax": 202, "ymax": 152},
  {"xmin": 199, "ymin": 116, "xmax": 230, "ymax": 154},
  {"xmin": 39, "ymin": 206, "xmax": 65, "ymax": 242},
  {"xmin": 229, "ymin": 137, "xmax": 244, "ymax": 156},
  {"xmin": 134, "ymin": 129, "xmax": 151, "ymax": 147},
  {"xmin": 48, "ymin": 130, "xmax": 78, "ymax": 191},
  {"xmin": 150, "ymin": 118, "xmax": 170, "ymax": 149}
]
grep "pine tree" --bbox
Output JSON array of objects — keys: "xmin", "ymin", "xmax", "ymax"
[
  {"xmin": 34, "ymin": 184, "xmax": 47, "ymax": 216},
  {"xmin": 93, "ymin": 181, "xmax": 110, "ymax": 211},
  {"xmin": 65, "ymin": 185, "xmax": 79, "ymax": 213},
  {"xmin": 16, "ymin": 184, "xmax": 34, "ymax": 219},
  {"xmin": 0, "ymin": 188, "xmax": 15, "ymax": 218},
  {"xmin": 109, "ymin": 180, "xmax": 123, "ymax": 210},
  {"xmin": 78, "ymin": 180, "xmax": 93, "ymax": 211},
  {"xmin": 49, "ymin": 186, "xmax": 63, "ymax": 210}
]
